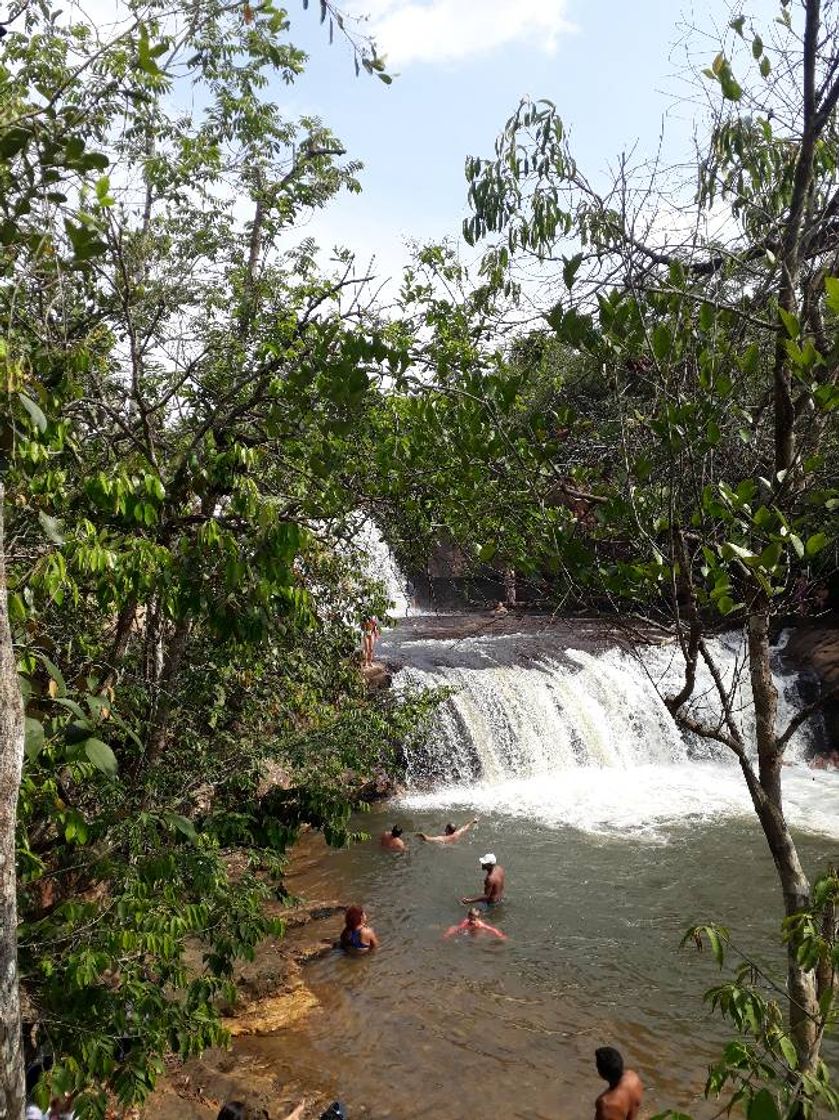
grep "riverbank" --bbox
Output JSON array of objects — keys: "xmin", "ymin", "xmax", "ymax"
[{"xmin": 143, "ymin": 891, "xmax": 345, "ymax": 1120}]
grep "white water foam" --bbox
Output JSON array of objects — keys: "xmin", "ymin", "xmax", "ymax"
[
  {"xmin": 394, "ymin": 627, "xmax": 837, "ymax": 840},
  {"xmin": 400, "ymin": 762, "xmax": 839, "ymax": 841}
]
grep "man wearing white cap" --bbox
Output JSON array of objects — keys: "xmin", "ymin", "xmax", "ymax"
[{"xmin": 460, "ymin": 853, "xmax": 505, "ymax": 908}]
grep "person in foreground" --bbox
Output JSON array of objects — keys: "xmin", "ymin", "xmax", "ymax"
[
  {"xmin": 594, "ymin": 1046, "xmax": 643, "ymax": 1120},
  {"xmin": 417, "ymin": 817, "xmax": 479, "ymax": 843},
  {"xmin": 380, "ymin": 824, "xmax": 406, "ymax": 851},
  {"xmin": 339, "ymin": 904, "xmax": 379, "ymax": 952},
  {"xmin": 443, "ymin": 907, "xmax": 507, "ymax": 940},
  {"xmin": 460, "ymin": 853, "xmax": 505, "ymax": 907}
]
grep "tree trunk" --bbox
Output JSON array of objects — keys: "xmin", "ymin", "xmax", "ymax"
[
  {"xmin": 0, "ymin": 484, "xmax": 26, "ymax": 1119},
  {"xmin": 747, "ymin": 605, "xmax": 819, "ymax": 1072},
  {"xmin": 145, "ymin": 615, "xmax": 191, "ymax": 764}
]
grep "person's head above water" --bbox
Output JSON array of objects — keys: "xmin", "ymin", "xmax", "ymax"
[
  {"xmin": 344, "ymin": 904, "xmax": 365, "ymax": 930},
  {"xmin": 390, "ymin": 825, "xmax": 403, "ymax": 838},
  {"xmin": 595, "ymin": 1046, "xmax": 624, "ymax": 1089},
  {"xmin": 444, "ymin": 823, "xmax": 456, "ymax": 835},
  {"xmin": 479, "ymin": 852, "xmax": 497, "ymax": 869},
  {"xmin": 467, "ymin": 907, "xmax": 481, "ymax": 924}
]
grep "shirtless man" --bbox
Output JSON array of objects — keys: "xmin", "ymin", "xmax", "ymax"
[
  {"xmin": 443, "ymin": 907, "xmax": 507, "ymax": 940},
  {"xmin": 594, "ymin": 1047, "xmax": 643, "ymax": 1120},
  {"xmin": 460, "ymin": 853, "xmax": 505, "ymax": 907},
  {"xmin": 416, "ymin": 817, "xmax": 478, "ymax": 844},
  {"xmin": 380, "ymin": 824, "xmax": 406, "ymax": 852}
]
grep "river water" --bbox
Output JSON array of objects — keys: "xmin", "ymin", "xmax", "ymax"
[{"xmin": 239, "ymin": 618, "xmax": 839, "ymax": 1120}]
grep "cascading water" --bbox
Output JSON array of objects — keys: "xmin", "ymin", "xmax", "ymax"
[
  {"xmin": 386, "ymin": 619, "xmax": 838, "ymax": 840},
  {"xmin": 350, "ymin": 517, "xmax": 412, "ymax": 617}
]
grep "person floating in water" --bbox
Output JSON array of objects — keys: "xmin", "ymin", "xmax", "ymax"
[
  {"xmin": 361, "ymin": 615, "xmax": 380, "ymax": 667},
  {"xmin": 380, "ymin": 824, "xmax": 406, "ymax": 852},
  {"xmin": 339, "ymin": 905, "xmax": 379, "ymax": 953},
  {"xmin": 594, "ymin": 1047, "xmax": 643, "ymax": 1120},
  {"xmin": 460, "ymin": 853, "xmax": 505, "ymax": 907},
  {"xmin": 443, "ymin": 907, "xmax": 507, "ymax": 940},
  {"xmin": 416, "ymin": 817, "xmax": 479, "ymax": 844}
]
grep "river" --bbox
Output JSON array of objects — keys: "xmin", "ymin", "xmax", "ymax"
[{"xmin": 237, "ymin": 617, "xmax": 839, "ymax": 1120}]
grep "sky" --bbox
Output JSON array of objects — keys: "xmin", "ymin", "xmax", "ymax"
[{"xmin": 274, "ymin": 0, "xmax": 775, "ymax": 286}]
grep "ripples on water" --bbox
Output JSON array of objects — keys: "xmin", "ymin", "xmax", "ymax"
[
  {"xmin": 238, "ymin": 620, "xmax": 838, "ymax": 1119},
  {"xmin": 240, "ymin": 795, "xmax": 838, "ymax": 1120}
]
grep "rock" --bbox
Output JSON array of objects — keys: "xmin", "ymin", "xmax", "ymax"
[{"xmin": 784, "ymin": 620, "xmax": 839, "ymax": 748}]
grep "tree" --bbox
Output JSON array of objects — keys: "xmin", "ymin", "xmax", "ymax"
[
  {"xmin": 1, "ymin": 1, "xmax": 427, "ymax": 1113},
  {"xmin": 380, "ymin": 0, "xmax": 839, "ymax": 1093}
]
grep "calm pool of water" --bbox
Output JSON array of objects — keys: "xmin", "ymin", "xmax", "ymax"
[{"xmin": 235, "ymin": 798, "xmax": 838, "ymax": 1120}]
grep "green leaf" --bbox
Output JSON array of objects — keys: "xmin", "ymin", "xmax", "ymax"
[
  {"xmin": 652, "ymin": 323, "xmax": 672, "ymax": 361},
  {"xmin": 39, "ymin": 654, "xmax": 66, "ymax": 697},
  {"xmin": 747, "ymin": 1089, "xmax": 781, "ymax": 1120},
  {"xmin": 24, "ymin": 717, "xmax": 45, "ymax": 761},
  {"xmin": 718, "ymin": 594, "xmax": 735, "ymax": 615},
  {"xmin": 789, "ymin": 534, "xmax": 805, "ymax": 559},
  {"xmin": 759, "ymin": 55, "xmax": 771, "ymax": 78},
  {"xmin": 825, "ymin": 276, "xmax": 839, "ymax": 315},
  {"xmin": 83, "ymin": 737, "xmax": 118, "ymax": 775},
  {"xmin": 162, "ymin": 812, "xmax": 198, "ymax": 841},
  {"xmin": 18, "ymin": 392, "xmax": 47, "ymax": 432},
  {"xmin": 729, "ymin": 15, "xmax": 745, "ymax": 36},
  {"xmin": 706, "ymin": 926, "xmax": 724, "ymax": 966},
  {"xmin": 478, "ymin": 542, "xmax": 498, "ymax": 562},
  {"xmin": 38, "ymin": 510, "xmax": 65, "ymax": 546},
  {"xmin": 752, "ymin": 34, "xmax": 763, "ymax": 58},
  {"xmin": 563, "ymin": 253, "xmax": 583, "ymax": 290},
  {"xmin": 778, "ymin": 1034, "xmax": 798, "ymax": 1070},
  {"xmin": 805, "ymin": 532, "xmax": 828, "ymax": 556},
  {"xmin": 778, "ymin": 307, "xmax": 799, "ymax": 338}
]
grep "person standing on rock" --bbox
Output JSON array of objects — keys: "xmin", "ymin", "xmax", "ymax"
[
  {"xmin": 380, "ymin": 824, "xmax": 406, "ymax": 852},
  {"xmin": 416, "ymin": 817, "xmax": 478, "ymax": 844},
  {"xmin": 460, "ymin": 853, "xmax": 505, "ymax": 908},
  {"xmin": 593, "ymin": 1047, "xmax": 643, "ymax": 1120},
  {"xmin": 361, "ymin": 615, "xmax": 380, "ymax": 667}
]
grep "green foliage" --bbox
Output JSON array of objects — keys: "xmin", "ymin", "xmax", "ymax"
[
  {"xmin": 663, "ymin": 871, "xmax": 839, "ymax": 1120},
  {"xmin": 2, "ymin": 1, "xmax": 431, "ymax": 1113}
]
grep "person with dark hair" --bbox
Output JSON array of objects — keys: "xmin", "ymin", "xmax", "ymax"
[
  {"xmin": 339, "ymin": 905, "xmax": 379, "ymax": 953},
  {"xmin": 217, "ymin": 1102, "xmax": 305, "ymax": 1120},
  {"xmin": 380, "ymin": 824, "xmax": 406, "ymax": 852},
  {"xmin": 594, "ymin": 1047, "xmax": 643, "ymax": 1120},
  {"xmin": 416, "ymin": 817, "xmax": 478, "ymax": 844}
]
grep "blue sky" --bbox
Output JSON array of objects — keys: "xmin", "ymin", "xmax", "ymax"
[{"xmin": 276, "ymin": 0, "xmax": 776, "ymax": 284}]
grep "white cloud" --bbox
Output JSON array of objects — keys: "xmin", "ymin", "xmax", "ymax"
[{"xmin": 345, "ymin": 0, "xmax": 576, "ymax": 68}]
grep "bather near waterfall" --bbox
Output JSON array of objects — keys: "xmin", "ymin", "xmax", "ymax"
[{"xmin": 460, "ymin": 853, "xmax": 505, "ymax": 907}]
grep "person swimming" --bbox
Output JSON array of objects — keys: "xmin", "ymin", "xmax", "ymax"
[
  {"xmin": 339, "ymin": 905, "xmax": 379, "ymax": 953},
  {"xmin": 416, "ymin": 817, "xmax": 478, "ymax": 844},
  {"xmin": 380, "ymin": 824, "xmax": 406, "ymax": 852},
  {"xmin": 443, "ymin": 907, "xmax": 507, "ymax": 940}
]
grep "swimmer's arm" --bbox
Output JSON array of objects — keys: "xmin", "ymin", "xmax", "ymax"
[
  {"xmin": 442, "ymin": 924, "xmax": 462, "ymax": 940},
  {"xmin": 460, "ymin": 894, "xmax": 488, "ymax": 905},
  {"xmin": 364, "ymin": 926, "xmax": 380, "ymax": 949},
  {"xmin": 454, "ymin": 817, "xmax": 479, "ymax": 837},
  {"xmin": 283, "ymin": 1103, "xmax": 307, "ymax": 1120},
  {"xmin": 417, "ymin": 833, "xmax": 444, "ymax": 843},
  {"xmin": 478, "ymin": 921, "xmax": 507, "ymax": 939}
]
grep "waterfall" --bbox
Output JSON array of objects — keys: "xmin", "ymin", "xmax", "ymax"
[
  {"xmin": 352, "ymin": 518, "xmax": 412, "ymax": 618},
  {"xmin": 393, "ymin": 628, "xmax": 820, "ymax": 787}
]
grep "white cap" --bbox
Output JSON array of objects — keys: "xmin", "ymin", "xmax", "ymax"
[{"xmin": 479, "ymin": 852, "xmax": 496, "ymax": 865}]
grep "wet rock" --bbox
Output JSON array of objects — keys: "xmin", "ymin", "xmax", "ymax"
[{"xmin": 784, "ymin": 619, "xmax": 839, "ymax": 748}]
